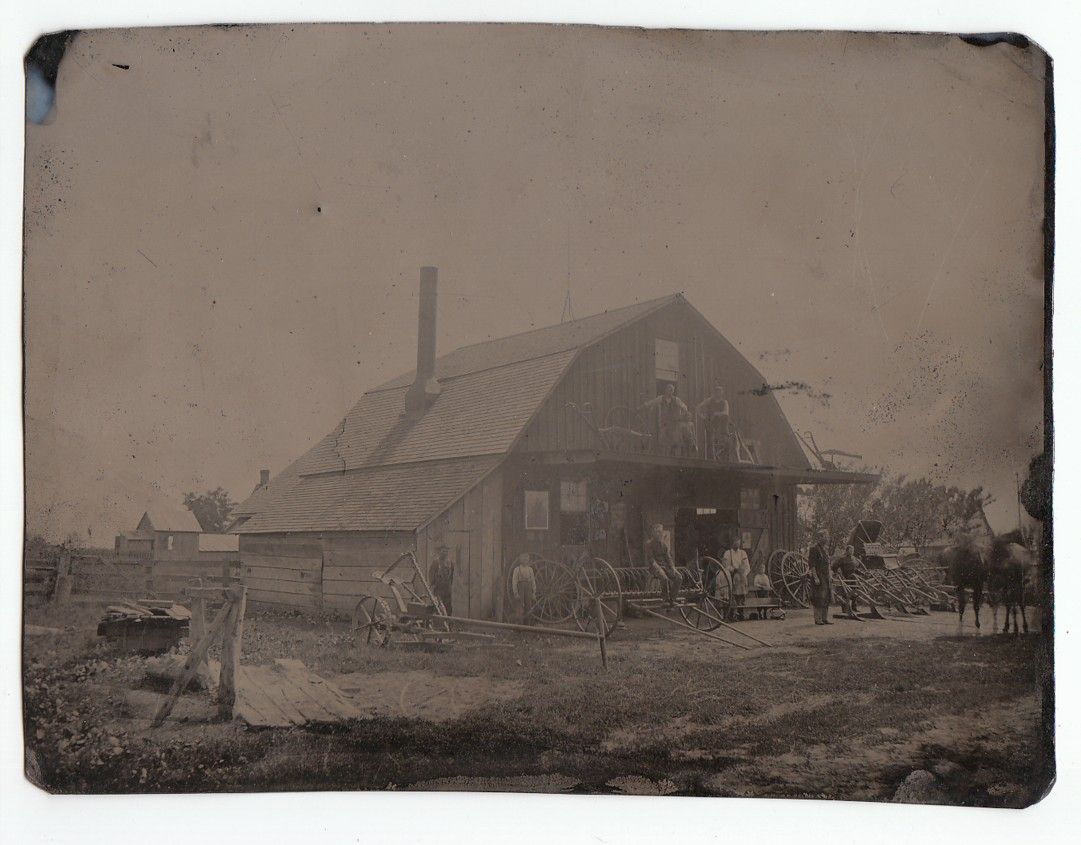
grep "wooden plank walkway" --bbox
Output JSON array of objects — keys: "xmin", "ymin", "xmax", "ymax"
[{"xmin": 233, "ymin": 659, "xmax": 361, "ymax": 728}]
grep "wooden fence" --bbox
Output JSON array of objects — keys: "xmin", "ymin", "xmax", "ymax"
[{"xmin": 23, "ymin": 554, "xmax": 241, "ymax": 604}]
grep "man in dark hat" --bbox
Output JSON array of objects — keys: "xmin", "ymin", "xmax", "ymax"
[
  {"xmin": 428, "ymin": 544, "xmax": 454, "ymax": 615},
  {"xmin": 809, "ymin": 530, "xmax": 833, "ymax": 625}
]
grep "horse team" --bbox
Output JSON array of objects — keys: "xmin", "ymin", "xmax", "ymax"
[{"xmin": 943, "ymin": 529, "xmax": 1034, "ymax": 634}]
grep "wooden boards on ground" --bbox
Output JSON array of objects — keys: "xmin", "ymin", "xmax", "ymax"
[{"xmin": 232, "ymin": 659, "xmax": 361, "ymax": 728}]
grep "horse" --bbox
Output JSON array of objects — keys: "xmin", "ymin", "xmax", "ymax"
[
  {"xmin": 987, "ymin": 530, "xmax": 1030, "ymax": 634},
  {"xmin": 942, "ymin": 537, "xmax": 988, "ymax": 631}
]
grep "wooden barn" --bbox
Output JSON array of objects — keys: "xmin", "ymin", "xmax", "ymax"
[{"xmin": 232, "ymin": 268, "xmax": 873, "ymax": 618}]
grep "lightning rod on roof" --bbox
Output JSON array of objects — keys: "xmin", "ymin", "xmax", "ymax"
[{"xmin": 561, "ymin": 289, "xmax": 576, "ymax": 323}]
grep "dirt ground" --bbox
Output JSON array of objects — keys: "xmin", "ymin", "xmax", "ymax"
[{"xmin": 21, "ymin": 600, "xmax": 1053, "ymax": 805}]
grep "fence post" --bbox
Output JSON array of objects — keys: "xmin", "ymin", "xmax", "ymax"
[
  {"xmin": 218, "ymin": 585, "xmax": 247, "ymax": 721},
  {"xmin": 53, "ymin": 553, "xmax": 72, "ymax": 605},
  {"xmin": 187, "ymin": 578, "xmax": 211, "ymax": 686},
  {"xmin": 144, "ymin": 561, "xmax": 155, "ymax": 597}
]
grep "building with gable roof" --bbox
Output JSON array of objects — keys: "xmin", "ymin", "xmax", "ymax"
[{"xmin": 233, "ymin": 268, "xmax": 874, "ymax": 618}]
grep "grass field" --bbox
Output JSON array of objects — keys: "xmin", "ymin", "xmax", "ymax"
[{"xmin": 21, "ymin": 602, "xmax": 1053, "ymax": 804}]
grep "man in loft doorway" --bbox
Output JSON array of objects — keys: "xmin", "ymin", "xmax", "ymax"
[{"xmin": 641, "ymin": 383, "xmax": 695, "ymax": 456}]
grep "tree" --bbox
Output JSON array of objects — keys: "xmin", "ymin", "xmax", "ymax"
[
  {"xmin": 183, "ymin": 487, "xmax": 237, "ymax": 533},
  {"xmin": 1020, "ymin": 451, "xmax": 1050, "ymax": 523},
  {"xmin": 799, "ymin": 472, "xmax": 993, "ymax": 553},
  {"xmin": 798, "ymin": 469, "xmax": 880, "ymax": 554}
]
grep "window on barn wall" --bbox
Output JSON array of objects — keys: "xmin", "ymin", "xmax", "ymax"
[
  {"xmin": 560, "ymin": 480, "xmax": 589, "ymax": 545},
  {"xmin": 740, "ymin": 488, "xmax": 762, "ymax": 510},
  {"xmin": 654, "ymin": 338, "xmax": 680, "ymax": 390},
  {"xmin": 166, "ymin": 535, "xmax": 174, "ymax": 551},
  {"xmin": 524, "ymin": 490, "xmax": 550, "ymax": 531}
]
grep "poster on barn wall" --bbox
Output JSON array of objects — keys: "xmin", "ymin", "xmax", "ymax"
[{"xmin": 16, "ymin": 20, "xmax": 1053, "ymax": 815}]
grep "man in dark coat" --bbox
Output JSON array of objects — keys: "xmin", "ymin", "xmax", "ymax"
[
  {"xmin": 809, "ymin": 530, "xmax": 832, "ymax": 625},
  {"xmin": 831, "ymin": 544, "xmax": 863, "ymax": 618},
  {"xmin": 428, "ymin": 544, "xmax": 454, "ymax": 615}
]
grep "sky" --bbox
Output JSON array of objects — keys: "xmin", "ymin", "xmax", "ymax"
[{"xmin": 22, "ymin": 25, "xmax": 1047, "ymax": 543}]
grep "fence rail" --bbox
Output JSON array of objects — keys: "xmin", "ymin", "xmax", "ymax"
[{"xmin": 23, "ymin": 555, "xmax": 241, "ymax": 604}]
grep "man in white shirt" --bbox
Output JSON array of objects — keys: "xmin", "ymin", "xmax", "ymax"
[
  {"xmin": 722, "ymin": 536, "xmax": 751, "ymax": 620},
  {"xmin": 510, "ymin": 553, "xmax": 537, "ymax": 625}
]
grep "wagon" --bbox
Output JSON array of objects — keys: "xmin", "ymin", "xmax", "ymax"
[{"xmin": 527, "ymin": 554, "xmax": 735, "ymax": 637}]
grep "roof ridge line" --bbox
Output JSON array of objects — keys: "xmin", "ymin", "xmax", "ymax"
[
  {"xmin": 298, "ymin": 452, "xmax": 505, "ymax": 478},
  {"xmin": 448, "ymin": 292, "xmax": 682, "ymax": 353},
  {"xmin": 363, "ymin": 346, "xmax": 580, "ymax": 396}
]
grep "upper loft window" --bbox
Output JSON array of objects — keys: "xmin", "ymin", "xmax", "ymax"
[
  {"xmin": 654, "ymin": 338, "xmax": 680, "ymax": 385},
  {"xmin": 166, "ymin": 534, "xmax": 174, "ymax": 551},
  {"xmin": 740, "ymin": 488, "xmax": 762, "ymax": 510}
]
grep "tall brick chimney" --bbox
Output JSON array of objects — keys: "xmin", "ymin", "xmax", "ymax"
[{"xmin": 404, "ymin": 266, "xmax": 442, "ymax": 417}]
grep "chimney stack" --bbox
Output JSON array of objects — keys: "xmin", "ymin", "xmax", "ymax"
[
  {"xmin": 404, "ymin": 266, "xmax": 442, "ymax": 416},
  {"xmin": 260, "ymin": 469, "xmax": 270, "ymax": 487}
]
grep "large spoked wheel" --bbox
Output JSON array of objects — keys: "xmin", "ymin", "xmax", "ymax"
[
  {"xmin": 681, "ymin": 557, "xmax": 730, "ymax": 630},
  {"xmin": 777, "ymin": 551, "xmax": 811, "ymax": 608},
  {"xmin": 352, "ymin": 594, "xmax": 395, "ymax": 647},
  {"xmin": 529, "ymin": 558, "xmax": 579, "ymax": 626},
  {"xmin": 573, "ymin": 557, "xmax": 622, "ymax": 637}
]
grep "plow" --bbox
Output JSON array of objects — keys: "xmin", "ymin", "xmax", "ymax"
[{"xmin": 764, "ymin": 519, "xmax": 954, "ymax": 617}]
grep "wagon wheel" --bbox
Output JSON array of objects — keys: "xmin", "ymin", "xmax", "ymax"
[
  {"xmin": 352, "ymin": 594, "xmax": 395, "ymax": 647},
  {"xmin": 777, "ymin": 551, "xmax": 811, "ymax": 608},
  {"xmin": 573, "ymin": 557, "xmax": 622, "ymax": 636},
  {"xmin": 680, "ymin": 557, "xmax": 730, "ymax": 630},
  {"xmin": 529, "ymin": 558, "xmax": 579, "ymax": 626},
  {"xmin": 767, "ymin": 549, "xmax": 788, "ymax": 597}
]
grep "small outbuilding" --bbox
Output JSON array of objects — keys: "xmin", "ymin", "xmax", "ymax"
[{"xmin": 115, "ymin": 508, "xmax": 238, "ymax": 562}]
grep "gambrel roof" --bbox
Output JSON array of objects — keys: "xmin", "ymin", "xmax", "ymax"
[{"xmin": 234, "ymin": 293, "xmax": 814, "ymax": 534}]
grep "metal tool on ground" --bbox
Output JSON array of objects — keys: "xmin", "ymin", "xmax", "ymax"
[{"xmin": 625, "ymin": 602, "xmax": 752, "ymax": 650}]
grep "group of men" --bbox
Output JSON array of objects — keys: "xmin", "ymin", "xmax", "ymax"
[
  {"xmin": 431, "ymin": 525, "xmax": 863, "ymax": 629},
  {"xmin": 807, "ymin": 530, "xmax": 865, "ymax": 624},
  {"xmin": 429, "ymin": 544, "xmax": 540, "ymax": 625},
  {"xmin": 646, "ymin": 523, "xmax": 768, "ymax": 618},
  {"xmin": 640, "ymin": 382, "xmax": 735, "ymax": 460}
]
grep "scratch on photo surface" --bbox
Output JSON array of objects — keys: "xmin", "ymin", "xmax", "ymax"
[{"xmin": 915, "ymin": 161, "xmax": 989, "ymax": 334}]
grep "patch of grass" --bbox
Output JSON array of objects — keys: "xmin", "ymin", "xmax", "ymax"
[{"xmin": 21, "ymin": 604, "xmax": 1050, "ymax": 799}]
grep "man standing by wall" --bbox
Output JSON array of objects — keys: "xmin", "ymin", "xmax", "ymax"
[
  {"xmin": 428, "ymin": 544, "xmax": 454, "ymax": 615},
  {"xmin": 722, "ymin": 535, "xmax": 751, "ymax": 620},
  {"xmin": 510, "ymin": 553, "xmax": 537, "ymax": 624},
  {"xmin": 809, "ymin": 530, "xmax": 833, "ymax": 625}
]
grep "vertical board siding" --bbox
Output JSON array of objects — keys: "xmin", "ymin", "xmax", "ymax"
[
  {"xmin": 516, "ymin": 299, "xmax": 807, "ymax": 470},
  {"xmin": 481, "ymin": 471, "xmax": 502, "ymax": 619}
]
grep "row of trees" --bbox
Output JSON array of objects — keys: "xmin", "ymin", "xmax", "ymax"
[{"xmin": 797, "ymin": 472, "xmax": 996, "ymax": 554}]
